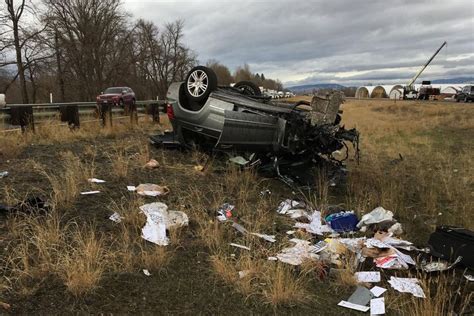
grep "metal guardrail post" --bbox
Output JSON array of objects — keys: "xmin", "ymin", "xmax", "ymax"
[
  {"xmin": 97, "ymin": 103, "xmax": 112, "ymax": 127},
  {"xmin": 147, "ymin": 103, "xmax": 160, "ymax": 123},
  {"xmin": 129, "ymin": 102, "xmax": 138, "ymax": 125},
  {"xmin": 59, "ymin": 105, "xmax": 80, "ymax": 128},
  {"xmin": 9, "ymin": 106, "xmax": 34, "ymax": 132}
]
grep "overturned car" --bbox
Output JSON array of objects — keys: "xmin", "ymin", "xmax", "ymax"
[{"xmin": 151, "ymin": 66, "xmax": 359, "ymax": 186}]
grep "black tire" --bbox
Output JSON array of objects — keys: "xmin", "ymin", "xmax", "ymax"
[
  {"xmin": 184, "ymin": 66, "xmax": 217, "ymax": 103},
  {"xmin": 234, "ymin": 81, "xmax": 262, "ymax": 96}
]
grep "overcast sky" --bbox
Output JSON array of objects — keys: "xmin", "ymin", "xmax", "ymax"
[{"xmin": 123, "ymin": 0, "xmax": 473, "ymax": 86}]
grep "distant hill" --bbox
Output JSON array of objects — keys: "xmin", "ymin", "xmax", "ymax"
[
  {"xmin": 429, "ymin": 77, "xmax": 473, "ymax": 84},
  {"xmin": 288, "ymin": 83, "xmax": 346, "ymax": 93}
]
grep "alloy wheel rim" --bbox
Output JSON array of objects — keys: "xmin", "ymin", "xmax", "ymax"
[{"xmin": 187, "ymin": 70, "xmax": 208, "ymax": 97}]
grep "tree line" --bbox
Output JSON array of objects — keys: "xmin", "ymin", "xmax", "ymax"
[{"xmin": 0, "ymin": 0, "xmax": 285, "ymax": 104}]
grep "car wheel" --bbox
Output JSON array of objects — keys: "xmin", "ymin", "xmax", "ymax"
[
  {"xmin": 234, "ymin": 81, "xmax": 262, "ymax": 96},
  {"xmin": 185, "ymin": 66, "xmax": 217, "ymax": 103}
]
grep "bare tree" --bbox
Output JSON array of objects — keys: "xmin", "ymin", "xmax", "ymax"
[
  {"xmin": 206, "ymin": 59, "xmax": 233, "ymax": 85},
  {"xmin": 1, "ymin": 0, "xmax": 45, "ymax": 102},
  {"xmin": 234, "ymin": 64, "xmax": 252, "ymax": 82},
  {"xmin": 134, "ymin": 19, "xmax": 196, "ymax": 99},
  {"xmin": 44, "ymin": 0, "xmax": 131, "ymax": 100}
]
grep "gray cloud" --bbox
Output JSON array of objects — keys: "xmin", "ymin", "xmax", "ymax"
[{"xmin": 123, "ymin": 0, "xmax": 474, "ymax": 86}]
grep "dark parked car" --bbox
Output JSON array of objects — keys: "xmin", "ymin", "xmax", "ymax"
[
  {"xmin": 152, "ymin": 66, "xmax": 359, "ymax": 186},
  {"xmin": 455, "ymin": 85, "xmax": 474, "ymax": 102},
  {"xmin": 96, "ymin": 87, "xmax": 136, "ymax": 107}
]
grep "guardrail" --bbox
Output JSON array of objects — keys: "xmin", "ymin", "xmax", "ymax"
[{"xmin": 0, "ymin": 100, "xmax": 167, "ymax": 132}]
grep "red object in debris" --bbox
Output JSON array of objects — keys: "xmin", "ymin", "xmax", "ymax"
[
  {"xmin": 225, "ymin": 210, "xmax": 232, "ymax": 218},
  {"xmin": 167, "ymin": 104, "xmax": 175, "ymax": 120}
]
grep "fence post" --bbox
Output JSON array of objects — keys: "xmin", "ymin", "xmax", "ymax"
[
  {"xmin": 9, "ymin": 106, "xmax": 34, "ymax": 133},
  {"xmin": 147, "ymin": 103, "xmax": 160, "ymax": 123},
  {"xmin": 59, "ymin": 105, "xmax": 80, "ymax": 129},
  {"xmin": 98, "ymin": 103, "xmax": 112, "ymax": 127},
  {"xmin": 129, "ymin": 102, "xmax": 138, "ymax": 125}
]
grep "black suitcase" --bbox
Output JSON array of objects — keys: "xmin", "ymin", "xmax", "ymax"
[{"xmin": 427, "ymin": 226, "xmax": 474, "ymax": 268}]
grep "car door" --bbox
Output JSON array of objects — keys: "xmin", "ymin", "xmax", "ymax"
[{"xmin": 216, "ymin": 110, "xmax": 286, "ymax": 152}]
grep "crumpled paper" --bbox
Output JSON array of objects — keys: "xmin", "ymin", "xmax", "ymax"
[
  {"xmin": 136, "ymin": 184, "xmax": 170, "ymax": 197},
  {"xmin": 140, "ymin": 202, "xmax": 188, "ymax": 246}
]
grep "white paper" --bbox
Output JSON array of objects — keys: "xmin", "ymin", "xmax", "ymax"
[
  {"xmin": 286, "ymin": 230, "xmax": 296, "ymax": 235},
  {"xmin": 464, "ymin": 274, "xmax": 474, "ymax": 282},
  {"xmin": 294, "ymin": 210, "xmax": 332, "ymax": 235},
  {"xmin": 127, "ymin": 185, "xmax": 136, "ymax": 191},
  {"xmin": 250, "ymin": 232, "xmax": 276, "ymax": 243},
  {"xmin": 109, "ymin": 212, "xmax": 123, "ymax": 223},
  {"xmin": 355, "ymin": 271, "xmax": 381, "ymax": 283},
  {"xmin": 370, "ymin": 286, "xmax": 387, "ymax": 297},
  {"xmin": 338, "ymin": 300, "xmax": 370, "ymax": 312},
  {"xmin": 87, "ymin": 178, "xmax": 106, "ymax": 183},
  {"xmin": 229, "ymin": 243, "xmax": 250, "ymax": 250},
  {"xmin": 80, "ymin": 190, "xmax": 100, "ymax": 195},
  {"xmin": 267, "ymin": 256, "xmax": 278, "ymax": 261},
  {"xmin": 238, "ymin": 270, "xmax": 250, "ymax": 278},
  {"xmin": 370, "ymin": 297, "xmax": 385, "ymax": 315},
  {"xmin": 143, "ymin": 269, "xmax": 151, "ymax": 276},
  {"xmin": 388, "ymin": 276, "xmax": 425, "ymax": 298},
  {"xmin": 274, "ymin": 239, "xmax": 320, "ymax": 265},
  {"xmin": 140, "ymin": 202, "xmax": 169, "ymax": 246}
]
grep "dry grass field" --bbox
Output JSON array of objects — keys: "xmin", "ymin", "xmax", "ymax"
[{"xmin": 0, "ymin": 99, "xmax": 472, "ymax": 314}]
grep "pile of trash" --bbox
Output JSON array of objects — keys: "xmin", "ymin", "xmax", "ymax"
[{"xmin": 217, "ymin": 198, "xmax": 473, "ymax": 314}]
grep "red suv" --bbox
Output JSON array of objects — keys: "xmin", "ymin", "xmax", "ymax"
[{"xmin": 96, "ymin": 87, "xmax": 136, "ymax": 107}]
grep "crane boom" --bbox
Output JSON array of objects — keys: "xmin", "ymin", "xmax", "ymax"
[{"xmin": 406, "ymin": 41, "xmax": 447, "ymax": 89}]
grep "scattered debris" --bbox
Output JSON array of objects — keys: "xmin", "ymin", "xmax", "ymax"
[
  {"xmin": 0, "ymin": 196, "xmax": 49, "ymax": 214},
  {"xmin": 232, "ymin": 222, "xmax": 248, "ymax": 234},
  {"xmin": 286, "ymin": 230, "xmax": 296, "ymax": 235},
  {"xmin": 422, "ymin": 256, "xmax": 462, "ymax": 273},
  {"xmin": 136, "ymin": 184, "xmax": 170, "ymax": 197},
  {"xmin": 337, "ymin": 300, "xmax": 370, "ymax": 312},
  {"xmin": 87, "ymin": 178, "xmax": 106, "ymax": 183},
  {"xmin": 217, "ymin": 203, "xmax": 234, "ymax": 222},
  {"xmin": 143, "ymin": 269, "xmax": 151, "ymax": 276},
  {"xmin": 80, "ymin": 190, "xmax": 100, "ymax": 195},
  {"xmin": 144, "ymin": 159, "xmax": 159, "ymax": 169},
  {"xmin": 325, "ymin": 211, "xmax": 358, "ymax": 232},
  {"xmin": 0, "ymin": 301, "xmax": 10, "ymax": 311},
  {"xmin": 357, "ymin": 207, "xmax": 395, "ymax": 232},
  {"xmin": 229, "ymin": 156, "xmax": 249, "ymax": 166},
  {"xmin": 294, "ymin": 210, "xmax": 332, "ymax": 235},
  {"xmin": 259, "ymin": 189, "xmax": 271, "ymax": 197},
  {"xmin": 464, "ymin": 273, "xmax": 474, "ymax": 282},
  {"xmin": 194, "ymin": 165, "xmax": 204, "ymax": 172},
  {"xmin": 229, "ymin": 243, "xmax": 251, "ymax": 251},
  {"xmin": 238, "ymin": 270, "xmax": 250, "ymax": 279},
  {"xmin": 355, "ymin": 271, "xmax": 381, "ymax": 283},
  {"xmin": 388, "ymin": 276, "xmax": 425, "ymax": 298},
  {"xmin": 370, "ymin": 286, "xmax": 387, "ymax": 297},
  {"xmin": 348, "ymin": 285, "xmax": 374, "ymax": 306},
  {"xmin": 276, "ymin": 199, "xmax": 306, "ymax": 217},
  {"xmin": 370, "ymin": 297, "xmax": 385, "ymax": 315},
  {"xmin": 140, "ymin": 202, "xmax": 189, "ymax": 246},
  {"xmin": 127, "ymin": 185, "xmax": 136, "ymax": 191},
  {"xmin": 109, "ymin": 212, "xmax": 123, "ymax": 223},
  {"xmin": 250, "ymin": 232, "xmax": 276, "ymax": 243},
  {"xmin": 427, "ymin": 226, "xmax": 474, "ymax": 268},
  {"xmin": 0, "ymin": 171, "xmax": 9, "ymax": 178},
  {"xmin": 274, "ymin": 238, "xmax": 321, "ymax": 265}
]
